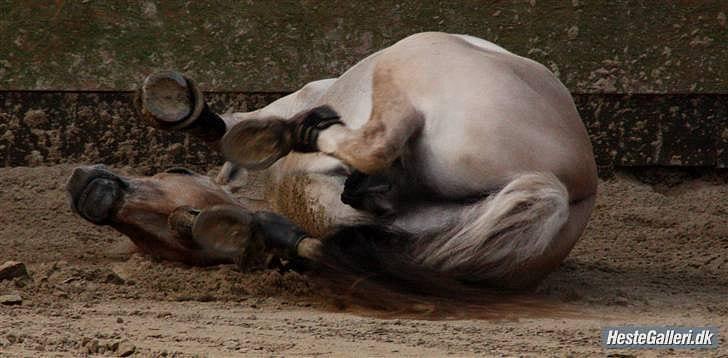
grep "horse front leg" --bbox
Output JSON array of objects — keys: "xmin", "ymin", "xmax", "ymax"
[
  {"xmin": 220, "ymin": 65, "xmax": 423, "ymax": 176},
  {"xmin": 135, "ymin": 71, "xmax": 229, "ymax": 142},
  {"xmin": 188, "ymin": 207, "xmax": 324, "ymax": 266}
]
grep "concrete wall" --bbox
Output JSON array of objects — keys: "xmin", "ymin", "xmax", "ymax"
[{"xmin": 1, "ymin": 1, "xmax": 726, "ymax": 173}]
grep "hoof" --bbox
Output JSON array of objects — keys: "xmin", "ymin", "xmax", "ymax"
[
  {"xmin": 221, "ymin": 118, "xmax": 293, "ymax": 170},
  {"xmin": 136, "ymin": 71, "xmax": 226, "ymax": 141},
  {"xmin": 191, "ymin": 205, "xmax": 265, "ymax": 270},
  {"xmin": 67, "ymin": 165, "xmax": 127, "ymax": 225},
  {"xmin": 137, "ymin": 71, "xmax": 203, "ymax": 129},
  {"xmin": 341, "ymin": 171, "xmax": 397, "ymax": 217}
]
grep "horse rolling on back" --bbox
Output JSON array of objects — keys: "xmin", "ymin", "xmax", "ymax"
[{"xmin": 67, "ymin": 32, "xmax": 597, "ymax": 305}]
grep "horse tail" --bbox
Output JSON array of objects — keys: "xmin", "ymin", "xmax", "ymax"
[
  {"xmin": 414, "ymin": 172, "xmax": 570, "ymax": 283},
  {"xmin": 309, "ymin": 172, "xmax": 570, "ymax": 317}
]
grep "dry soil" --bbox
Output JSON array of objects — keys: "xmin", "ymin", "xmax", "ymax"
[{"xmin": 0, "ymin": 165, "xmax": 726, "ymax": 357}]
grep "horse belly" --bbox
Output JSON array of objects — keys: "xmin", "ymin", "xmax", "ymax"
[{"xmin": 267, "ymin": 168, "xmax": 365, "ymax": 236}]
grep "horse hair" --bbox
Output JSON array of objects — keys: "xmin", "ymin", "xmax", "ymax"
[{"xmin": 309, "ymin": 172, "xmax": 570, "ymax": 318}]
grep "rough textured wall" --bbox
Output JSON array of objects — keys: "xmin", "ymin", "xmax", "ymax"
[
  {"xmin": 0, "ymin": 1, "xmax": 726, "ymax": 173},
  {"xmin": 1, "ymin": 1, "xmax": 726, "ymax": 92},
  {"xmin": 1, "ymin": 92, "xmax": 725, "ymax": 174},
  {"xmin": 0, "ymin": 91, "xmax": 280, "ymax": 172}
]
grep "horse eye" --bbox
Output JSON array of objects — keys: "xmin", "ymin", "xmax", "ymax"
[{"xmin": 164, "ymin": 167, "xmax": 196, "ymax": 176}]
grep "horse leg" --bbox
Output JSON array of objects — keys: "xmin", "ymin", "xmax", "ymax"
[
  {"xmin": 187, "ymin": 206, "xmax": 324, "ymax": 268},
  {"xmin": 135, "ymin": 71, "xmax": 228, "ymax": 142},
  {"xmin": 314, "ymin": 65, "xmax": 424, "ymax": 175},
  {"xmin": 339, "ymin": 170, "xmax": 401, "ymax": 217}
]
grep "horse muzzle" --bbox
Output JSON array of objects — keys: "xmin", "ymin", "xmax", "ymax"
[{"xmin": 67, "ymin": 165, "xmax": 127, "ymax": 224}]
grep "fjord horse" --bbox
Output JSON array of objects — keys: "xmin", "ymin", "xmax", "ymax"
[{"xmin": 68, "ymin": 32, "xmax": 597, "ymax": 301}]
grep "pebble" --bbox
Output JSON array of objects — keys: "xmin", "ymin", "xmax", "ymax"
[
  {"xmin": 85, "ymin": 339, "xmax": 99, "ymax": 354},
  {"xmin": 614, "ymin": 297, "xmax": 630, "ymax": 306},
  {"xmin": 0, "ymin": 294, "xmax": 22, "ymax": 305},
  {"xmin": 117, "ymin": 340, "xmax": 136, "ymax": 357},
  {"xmin": 0, "ymin": 261, "xmax": 29, "ymax": 281},
  {"xmin": 104, "ymin": 271, "xmax": 126, "ymax": 285}
]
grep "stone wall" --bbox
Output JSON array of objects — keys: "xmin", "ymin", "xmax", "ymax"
[
  {"xmin": 2, "ymin": 1, "xmax": 725, "ymax": 93},
  {"xmin": 1, "ymin": 92, "xmax": 724, "ymax": 174},
  {"xmin": 0, "ymin": 1, "xmax": 726, "ymax": 173}
]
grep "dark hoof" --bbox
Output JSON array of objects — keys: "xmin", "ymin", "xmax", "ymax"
[
  {"xmin": 191, "ymin": 205, "xmax": 265, "ymax": 271},
  {"xmin": 341, "ymin": 171, "xmax": 397, "ymax": 217},
  {"xmin": 136, "ymin": 71, "xmax": 226, "ymax": 141},
  {"xmin": 137, "ymin": 71, "xmax": 202, "ymax": 129},
  {"xmin": 252, "ymin": 211, "xmax": 308, "ymax": 258},
  {"xmin": 221, "ymin": 118, "xmax": 293, "ymax": 170},
  {"xmin": 290, "ymin": 105, "xmax": 342, "ymax": 153},
  {"xmin": 67, "ymin": 165, "xmax": 127, "ymax": 225}
]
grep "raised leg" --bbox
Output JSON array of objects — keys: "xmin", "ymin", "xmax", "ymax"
[
  {"xmin": 135, "ymin": 71, "xmax": 337, "ymax": 171},
  {"xmin": 220, "ymin": 65, "xmax": 423, "ymax": 174},
  {"xmin": 135, "ymin": 71, "xmax": 227, "ymax": 142},
  {"xmin": 315, "ymin": 66, "xmax": 424, "ymax": 174}
]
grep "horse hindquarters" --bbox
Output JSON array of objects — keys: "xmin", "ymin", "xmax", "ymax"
[{"xmin": 413, "ymin": 172, "xmax": 573, "ymax": 288}]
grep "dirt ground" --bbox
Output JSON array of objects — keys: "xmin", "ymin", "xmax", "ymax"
[{"xmin": 0, "ymin": 164, "xmax": 726, "ymax": 357}]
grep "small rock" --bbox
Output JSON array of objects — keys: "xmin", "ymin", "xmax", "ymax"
[
  {"xmin": 116, "ymin": 317, "xmax": 124, "ymax": 324},
  {"xmin": 223, "ymin": 340, "xmax": 238, "ymax": 350},
  {"xmin": 117, "ymin": 340, "xmax": 136, "ymax": 357},
  {"xmin": 0, "ymin": 294, "xmax": 22, "ymax": 305},
  {"xmin": 104, "ymin": 271, "xmax": 125, "ymax": 285},
  {"xmin": 567, "ymin": 25, "xmax": 579, "ymax": 40},
  {"xmin": 109, "ymin": 340, "xmax": 120, "ymax": 351},
  {"xmin": 6, "ymin": 334, "xmax": 18, "ymax": 344},
  {"xmin": 0, "ymin": 261, "xmax": 29, "ymax": 281},
  {"xmin": 85, "ymin": 339, "xmax": 100, "ymax": 354}
]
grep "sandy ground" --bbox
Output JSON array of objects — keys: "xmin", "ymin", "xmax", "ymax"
[{"xmin": 0, "ymin": 164, "xmax": 726, "ymax": 357}]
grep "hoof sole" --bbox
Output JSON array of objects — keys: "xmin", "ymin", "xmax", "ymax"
[
  {"xmin": 138, "ymin": 71, "xmax": 203, "ymax": 129},
  {"xmin": 221, "ymin": 118, "xmax": 293, "ymax": 170},
  {"xmin": 191, "ymin": 205, "xmax": 265, "ymax": 270}
]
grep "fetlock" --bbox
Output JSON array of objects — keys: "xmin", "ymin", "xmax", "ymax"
[{"xmin": 252, "ymin": 211, "xmax": 309, "ymax": 258}]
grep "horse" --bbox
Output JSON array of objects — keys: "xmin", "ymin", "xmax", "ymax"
[{"xmin": 67, "ymin": 32, "xmax": 597, "ymax": 302}]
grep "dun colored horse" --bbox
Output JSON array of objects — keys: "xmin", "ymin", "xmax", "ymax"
[{"xmin": 68, "ymin": 32, "xmax": 597, "ymax": 303}]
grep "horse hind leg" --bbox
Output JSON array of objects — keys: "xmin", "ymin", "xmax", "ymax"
[
  {"xmin": 414, "ymin": 172, "xmax": 589, "ymax": 288},
  {"xmin": 339, "ymin": 170, "xmax": 402, "ymax": 217},
  {"xmin": 316, "ymin": 64, "xmax": 424, "ymax": 175}
]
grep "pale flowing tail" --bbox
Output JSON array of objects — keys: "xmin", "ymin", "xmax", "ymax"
[
  {"xmin": 414, "ymin": 172, "xmax": 570, "ymax": 281},
  {"xmin": 309, "ymin": 172, "xmax": 571, "ymax": 315}
]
